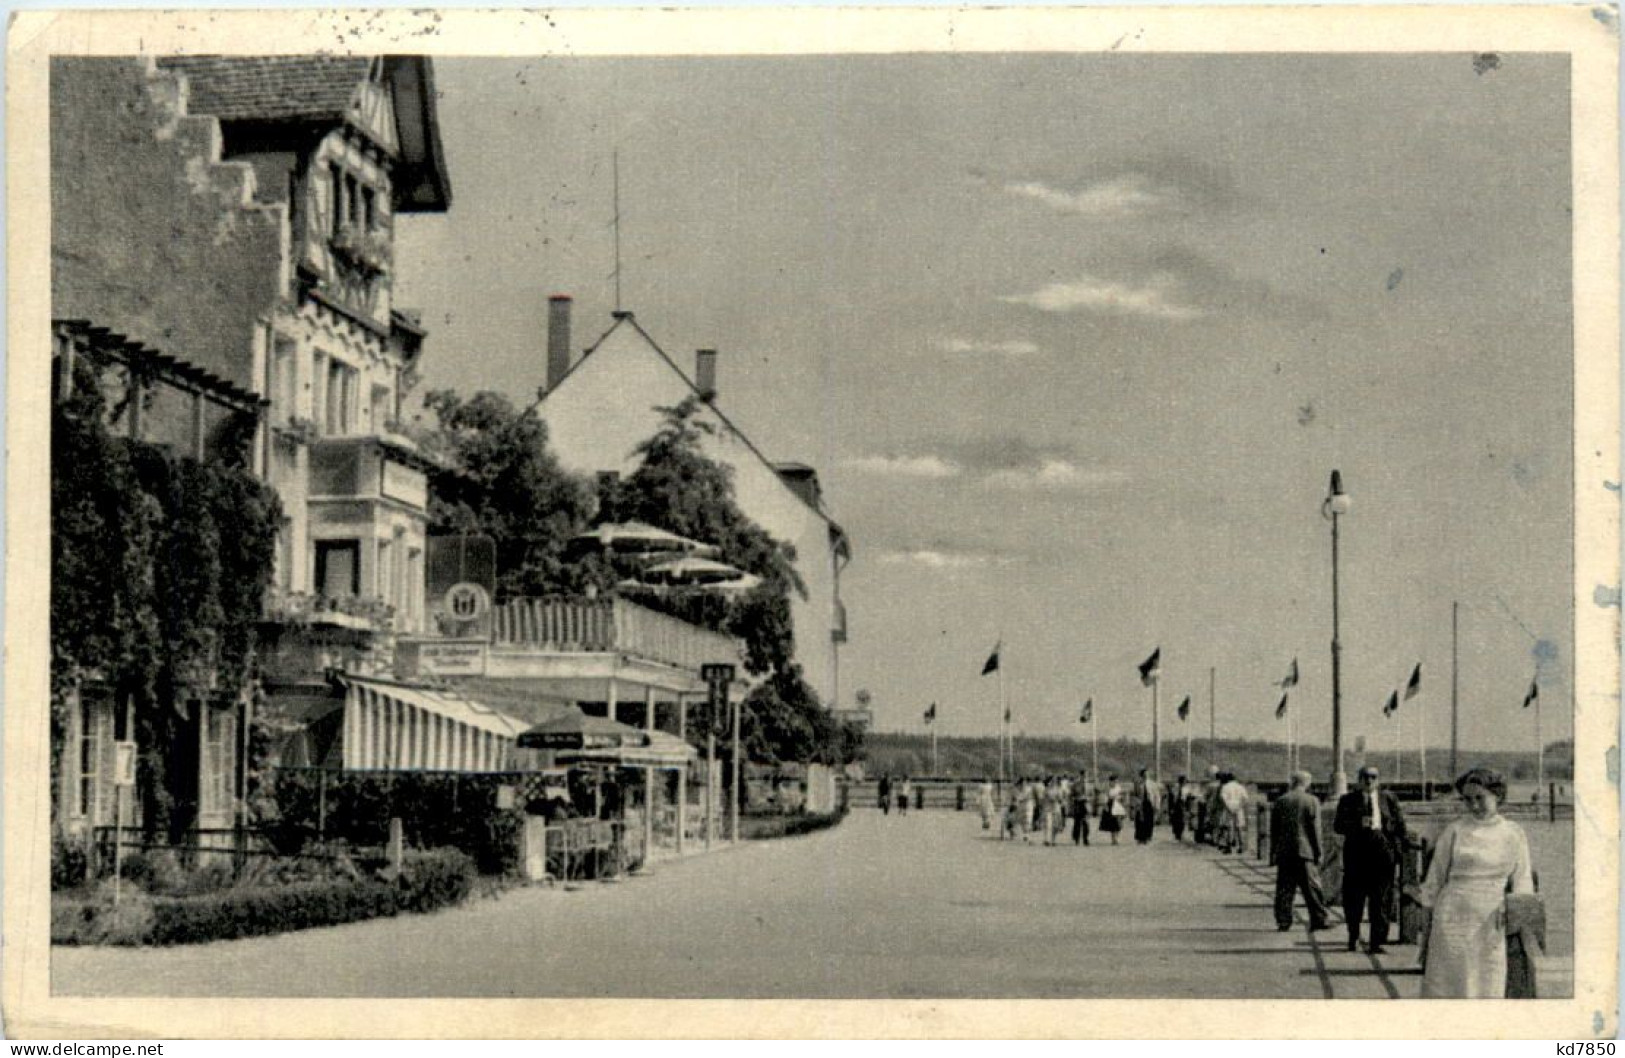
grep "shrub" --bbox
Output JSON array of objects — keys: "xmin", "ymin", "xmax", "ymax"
[
  {"xmin": 51, "ymin": 847, "xmax": 478, "ymax": 946},
  {"xmin": 52, "ymin": 882, "xmax": 156, "ymax": 946},
  {"xmin": 51, "ymin": 833, "xmax": 89, "ymax": 891}
]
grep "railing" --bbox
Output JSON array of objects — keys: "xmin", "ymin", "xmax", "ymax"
[
  {"xmin": 263, "ymin": 587, "xmax": 395, "ymax": 632},
  {"xmin": 543, "ymin": 819, "xmax": 641, "ymax": 885},
  {"xmin": 492, "ymin": 596, "xmax": 741, "ymax": 672}
]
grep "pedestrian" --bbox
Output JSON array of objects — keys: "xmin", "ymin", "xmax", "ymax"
[
  {"xmin": 1170, "ymin": 775, "xmax": 1188, "ymax": 842},
  {"xmin": 1099, "ymin": 774, "xmax": 1125, "ymax": 845},
  {"xmin": 1271, "ymin": 771, "xmax": 1332, "ymax": 932},
  {"xmin": 878, "ymin": 774, "xmax": 892, "ymax": 815},
  {"xmin": 1198, "ymin": 764, "xmax": 1222, "ymax": 844},
  {"xmin": 1218, "ymin": 771, "xmax": 1251, "ymax": 854},
  {"xmin": 1412, "ymin": 767, "xmax": 1534, "ymax": 997},
  {"xmin": 1333, "ymin": 764, "xmax": 1409, "ymax": 954},
  {"xmin": 977, "ymin": 780, "xmax": 996, "ymax": 831},
  {"xmin": 1038, "ymin": 778, "xmax": 1057, "ymax": 845},
  {"xmin": 898, "ymin": 775, "xmax": 912, "ymax": 816},
  {"xmin": 1071, "ymin": 771, "xmax": 1092, "ymax": 846},
  {"xmin": 1132, "ymin": 768, "xmax": 1159, "ymax": 844},
  {"xmin": 1020, "ymin": 777, "xmax": 1037, "ymax": 841}
]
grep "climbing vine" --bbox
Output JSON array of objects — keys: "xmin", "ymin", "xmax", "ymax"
[{"xmin": 51, "ymin": 357, "xmax": 282, "ymax": 835}]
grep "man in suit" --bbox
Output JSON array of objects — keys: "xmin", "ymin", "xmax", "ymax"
[
  {"xmin": 1333, "ymin": 764, "xmax": 1409, "ymax": 954},
  {"xmin": 1271, "ymin": 770, "xmax": 1331, "ymax": 932}
]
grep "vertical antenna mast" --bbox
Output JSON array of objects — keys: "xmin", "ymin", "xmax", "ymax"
[{"xmin": 612, "ymin": 149, "xmax": 623, "ymax": 313}]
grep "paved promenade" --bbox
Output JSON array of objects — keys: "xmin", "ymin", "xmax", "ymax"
[{"xmin": 55, "ymin": 808, "xmax": 1430, "ymax": 998}]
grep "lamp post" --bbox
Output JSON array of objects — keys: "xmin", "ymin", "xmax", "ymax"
[{"xmin": 1322, "ymin": 470, "xmax": 1353, "ymax": 796}]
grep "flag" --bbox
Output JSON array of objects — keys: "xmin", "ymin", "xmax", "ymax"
[
  {"xmin": 1383, "ymin": 690, "xmax": 1399, "ymax": 717},
  {"xmin": 1275, "ymin": 693, "xmax": 1289, "ymax": 720},
  {"xmin": 1003, "ymin": 706, "xmax": 1012, "ymax": 723},
  {"xmin": 982, "ymin": 643, "xmax": 1001, "ymax": 676},
  {"xmin": 1279, "ymin": 658, "xmax": 1299, "ymax": 688},
  {"xmin": 1177, "ymin": 695, "xmax": 1191, "ymax": 721},
  {"xmin": 1079, "ymin": 699, "xmax": 1093, "ymax": 724},
  {"xmin": 1403, "ymin": 663, "xmax": 1422, "ymax": 700},
  {"xmin": 924, "ymin": 703, "xmax": 937, "ymax": 723},
  {"xmin": 1138, "ymin": 647, "xmax": 1161, "ymax": 686},
  {"xmin": 1523, "ymin": 681, "xmax": 1539, "ymax": 709}
]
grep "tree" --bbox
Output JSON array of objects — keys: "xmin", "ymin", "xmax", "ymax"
[
  {"xmin": 417, "ymin": 390, "xmax": 598, "ymax": 600},
  {"xmin": 619, "ymin": 397, "xmax": 802, "ymax": 676}
]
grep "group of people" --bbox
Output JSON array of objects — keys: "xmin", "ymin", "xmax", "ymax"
[
  {"xmin": 875, "ymin": 774, "xmax": 914, "ymax": 815},
  {"xmin": 963, "ymin": 766, "xmax": 1256, "ymax": 849},
  {"xmin": 1269, "ymin": 763, "xmax": 1537, "ymax": 998}
]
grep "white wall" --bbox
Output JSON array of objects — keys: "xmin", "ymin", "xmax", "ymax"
[{"xmin": 540, "ymin": 322, "xmax": 841, "ymax": 705}]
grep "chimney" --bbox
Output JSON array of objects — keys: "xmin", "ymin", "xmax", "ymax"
[
  {"xmin": 695, "ymin": 349, "xmax": 717, "ymax": 401},
  {"xmin": 545, "ymin": 295, "xmax": 573, "ymax": 393}
]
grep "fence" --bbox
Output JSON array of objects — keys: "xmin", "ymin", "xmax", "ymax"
[{"xmin": 86, "ymin": 825, "xmax": 356, "ymax": 881}]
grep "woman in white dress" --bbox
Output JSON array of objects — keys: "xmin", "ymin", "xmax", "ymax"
[{"xmin": 1414, "ymin": 767, "xmax": 1535, "ymax": 998}]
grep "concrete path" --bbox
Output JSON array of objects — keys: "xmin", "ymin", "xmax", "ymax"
[{"xmin": 53, "ymin": 808, "xmax": 1422, "ymax": 998}]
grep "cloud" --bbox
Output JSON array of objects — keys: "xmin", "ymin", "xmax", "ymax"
[
  {"xmin": 985, "ymin": 460, "xmax": 1132, "ymax": 491},
  {"xmin": 932, "ymin": 337, "xmax": 1041, "ymax": 356},
  {"xmin": 851, "ymin": 437, "xmax": 1129, "ymax": 494},
  {"xmin": 877, "ymin": 547, "xmax": 1009, "ymax": 570},
  {"xmin": 1004, "ymin": 175, "xmax": 1170, "ymax": 218},
  {"xmin": 1000, "ymin": 275, "xmax": 1205, "ymax": 321},
  {"xmin": 998, "ymin": 156, "xmax": 1242, "ymax": 220},
  {"xmin": 843, "ymin": 454, "xmax": 960, "ymax": 479}
]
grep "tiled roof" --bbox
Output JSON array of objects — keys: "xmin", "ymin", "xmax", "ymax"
[{"xmin": 158, "ymin": 56, "xmax": 370, "ymax": 123}]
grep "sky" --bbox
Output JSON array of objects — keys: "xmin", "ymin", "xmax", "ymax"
[{"xmin": 394, "ymin": 53, "xmax": 1575, "ymax": 756}]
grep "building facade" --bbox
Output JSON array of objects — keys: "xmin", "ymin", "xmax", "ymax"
[
  {"xmin": 50, "ymin": 55, "xmax": 453, "ymax": 832},
  {"xmin": 536, "ymin": 310, "xmax": 853, "ymax": 708}
]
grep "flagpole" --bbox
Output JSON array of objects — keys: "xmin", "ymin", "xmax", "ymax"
[
  {"xmin": 1184, "ymin": 707, "xmax": 1192, "ymax": 776},
  {"xmin": 1420, "ymin": 685, "xmax": 1428, "ymax": 800},
  {"xmin": 1450, "ymin": 601, "xmax": 1460, "ymax": 782},
  {"xmin": 930, "ymin": 724, "xmax": 938, "ymax": 777},
  {"xmin": 988, "ymin": 663, "xmax": 1001, "ymax": 786},
  {"xmin": 1536, "ymin": 684, "xmax": 1544, "ymax": 806},
  {"xmin": 1208, "ymin": 667, "xmax": 1216, "ymax": 770},
  {"xmin": 1395, "ymin": 704, "xmax": 1403, "ymax": 782},
  {"xmin": 1092, "ymin": 709, "xmax": 1099, "ymax": 780},
  {"xmin": 1151, "ymin": 679, "xmax": 1161, "ymax": 784}
]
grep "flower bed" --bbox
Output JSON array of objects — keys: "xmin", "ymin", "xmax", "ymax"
[{"xmin": 52, "ymin": 848, "xmax": 475, "ymax": 946}]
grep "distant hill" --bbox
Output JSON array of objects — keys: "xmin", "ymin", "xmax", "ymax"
[{"xmin": 863, "ymin": 732, "xmax": 1574, "ymax": 784}]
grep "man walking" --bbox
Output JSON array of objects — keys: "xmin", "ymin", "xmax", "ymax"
[
  {"xmin": 1071, "ymin": 770, "xmax": 1092, "ymax": 846},
  {"xmin": 1333, "ymin": 764, "xmax": 1408, "ymax": 954},
  {"xmin": 1271, "ymin": 771, "xmax": 1331, "ymax": 932}
]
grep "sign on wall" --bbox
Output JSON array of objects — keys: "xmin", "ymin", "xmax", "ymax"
[{"xmin": 415, "ymin": 640, "xmax": 489, "ymax": 676}]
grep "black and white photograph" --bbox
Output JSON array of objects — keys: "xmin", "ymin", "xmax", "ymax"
[{"xmin": 4, "ymin": 6, "xmax": 1618, "ymax": 1040}]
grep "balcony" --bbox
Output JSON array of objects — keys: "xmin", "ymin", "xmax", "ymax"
[
  {"xmin": 308, "ymin": 435, "xmax": 430, "ymax": 511},
  {"xmin": 264, "ymin": 587, "xmax": 396, "ymax": 633},
  {"xmin": 491, "ymin": 596, "xmax": 741, "ymax": 674}
]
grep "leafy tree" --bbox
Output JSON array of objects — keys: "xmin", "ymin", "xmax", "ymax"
[{"xmin": 417, "ymin": 390, "xmax": 598, "ymax": 600}]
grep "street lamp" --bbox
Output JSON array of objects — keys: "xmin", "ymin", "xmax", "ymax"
[{"xmin": 1322, "ymin": 470, "xmax": 1353, "ymax": 796}]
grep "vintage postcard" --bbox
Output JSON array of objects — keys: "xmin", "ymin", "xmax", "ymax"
[{"xmin": 4, "ymin": 6, "xmax": 1619, "ymax": 1040}]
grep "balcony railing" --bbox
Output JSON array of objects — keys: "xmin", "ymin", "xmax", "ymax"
[
  {"xmin": 264, "ymin": 587, "xmax": 395, "ymax": 633},
  {"xmin": 491, "ymin": 596, "xmax": 741, "ymax": 673}
]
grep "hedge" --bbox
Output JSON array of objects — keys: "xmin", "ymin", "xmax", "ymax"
[
  {"xmin": 267, "ymin": 771, "xmax": 525, "ymax": 875},
  {"xmin": 739, "ymin": 806, "xmax": 848, "ymax": 841},
  {"xmin": 53, "ymin": 848, "xmax": 475, "ymax": 946}
]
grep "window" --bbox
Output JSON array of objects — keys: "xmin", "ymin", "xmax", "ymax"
[
  {"xmin": 362, "ymin": 186, "xmax": 376, "ymax": 232},
  {"xmin": 324, "ymin": 359, "xmax": 357, "ymax": 436},
  {"xmin": 371, "ymin": 384, "xmax": 392, "ymax": 431},
  {"xmin": 329, "ymin": 164, "xmax": 344, "ymax": 239},
  {"xmin": 200, "ymin": 706, "xmax": 236, "ymax": 818},
  {"xmin": 271, "ymin": 337, "xmax": 296, "ymax": 426},
  {"xmin": 406, "ymin": 547, "xmax": 423, "ymax": 632},
  {"xmin": 315, "ymin": 540, "xmax": 360, "ymax": 598},
  {"xmin": 345, "ymin": 174, "xmax": 361, "ymax": 228},
  {"xmin": 377, "ymin": 538, "xmax": 392, "ymax": 605},
  {"xmin": 76, "ymin": 694, "xmax": 101, "ymax": 819},
  {"xmin": 311, "ymin": 352, "xmax": 328, "ymax": 435},
  {"xmin": 274, "ymin": 517, "xmax": 294, "ymax": 592}
]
